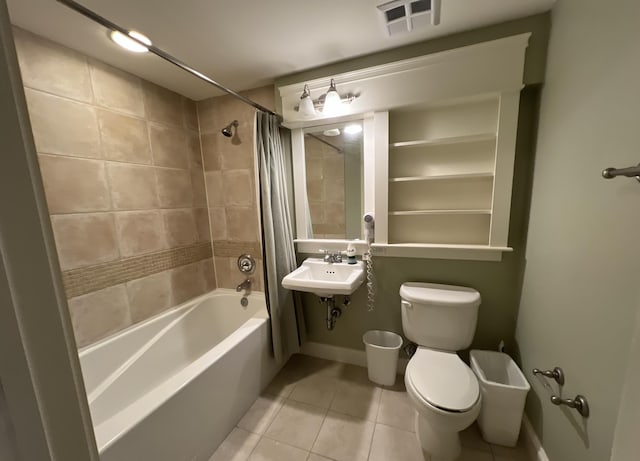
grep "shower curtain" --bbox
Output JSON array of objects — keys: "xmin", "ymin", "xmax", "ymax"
[{"xmin": 256, "ymin": 112, "xmax": 300, "ymax": 364}]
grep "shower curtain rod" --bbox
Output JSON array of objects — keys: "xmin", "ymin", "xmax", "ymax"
[
  {"xmin": 306, "ymin": 133, "xmax": 343, "ymax": 153},
  {"xmin": 56, "ymin": 0, "xmax": 278, "ymax": 117}
]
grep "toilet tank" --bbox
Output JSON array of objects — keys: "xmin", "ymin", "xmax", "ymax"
[{"xmin": 400, "ymin": 282, "xmax": 481, "ymax": 351}]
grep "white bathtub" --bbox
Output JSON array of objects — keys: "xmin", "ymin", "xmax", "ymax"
[{"xmin": 79, "ymin": 289, "xmax": 280, "ymax": 461}]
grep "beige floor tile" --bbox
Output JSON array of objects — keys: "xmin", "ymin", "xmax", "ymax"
[
  {"xmin": 289, "ymin": 373, "xmax": 338, "ymax": 409},
  {"xmin": 209, "ymin": 427, "xmax": 260, "ymax": 461},
  {"xmin": 264, "ymin": 400, "xmax": 325, "ymax": 450},
  {"xmin": 237, "ymin": 394, "xmax": 285, "ymax": 435},
  {"xmin": 264, "ymin": 367, "xmax": 299, "ymax": 398},
  {"xmin": 248, "ymin": 438, "xmax": 309, "ymax": 461},
  {"xmin": 369, "ymin": 423, "xmax": 423, "ymax": 461},
  {"xmin": 306, "ymin": 454, "xmax": 334, "ymax": 461},
  {"xmin": 460, "ymin": 424, "xmax": 492, "ymax": 452},
  {"xmin": 330, "ymin": 379, "xmax": 381, "ymax": 421},
  {"xmin": 312, "ymin": 411, "xmax": 374, "ymax": 461},
  {"xmin": 376, "ymin": 388, "xmax": 417, "ymax": 432},
  {"xmin": 491, "ymin": 442, "xmax": 529, "ymax": 461},
  {"xmin": 457, "ymin": 447, "xmax": 494, "ymax": 461}
]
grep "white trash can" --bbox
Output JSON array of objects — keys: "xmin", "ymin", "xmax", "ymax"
[
  {"xmin": 470, "ymin": 350, "xmax": 531, "ymax": 447},
  {"xmin": 363, "ymin": 330, "xmax": 403, "ymax": 386}
]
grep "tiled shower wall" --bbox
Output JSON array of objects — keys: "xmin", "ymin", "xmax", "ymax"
[
  {"xmin": 14, "ymin": 28, "xmax": 215, "ymax": 347},
  {"xmin": 197, "ymin": 86, "xmax": 275, "ymax": 291}
]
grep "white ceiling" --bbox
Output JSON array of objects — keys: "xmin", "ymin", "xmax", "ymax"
[{"xmin": 7, "ymin": 0, "xmax": 555, "ymax": 101}]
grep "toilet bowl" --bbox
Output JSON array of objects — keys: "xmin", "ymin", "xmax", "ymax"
[
  {"xmin": 399, "ymin": 282, "xmax": 482, "ymax": 461},
  {"xmin": 404, "ymin": 348, "xmax": 480, "ymax": 460}
]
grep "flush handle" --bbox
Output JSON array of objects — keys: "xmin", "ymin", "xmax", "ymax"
[{"xmin": 401, "ymin": 300, "xmax": 412, "ymax": 310}]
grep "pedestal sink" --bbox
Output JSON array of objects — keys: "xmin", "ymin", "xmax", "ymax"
[{"xmin": 281, "ymin": 258, "xmax": 365, "ymax": 297}]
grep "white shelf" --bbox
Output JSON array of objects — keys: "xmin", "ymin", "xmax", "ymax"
[
  {"xmin": 389, "ymin": 172, "xmax": 494, "ymax": 182},
  {"xmin": 370, "ymin": 243, "xmax": 512, "ymax": 262},
  {"xmin": 389, "ymin": 132, "xmax": 496, "ymax": 149},
  {"xmin": 389, "ymin": 209, "xmax": 491, "ymax": 216}
]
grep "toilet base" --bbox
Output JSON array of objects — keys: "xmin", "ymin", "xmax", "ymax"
[{"xmin": 415, "ymin": 413, "xmax": 462, "ymax": 461}]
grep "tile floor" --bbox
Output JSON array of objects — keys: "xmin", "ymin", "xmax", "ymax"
[{"xmin": 209, "ymin": 354, "xmax": 530, "ymax": 461}]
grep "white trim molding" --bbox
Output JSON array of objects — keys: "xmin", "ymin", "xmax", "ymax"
[
  {"xmin": 522, "ymin": 416, "xmax": 550, "ymax": 461},
  {"xmin": 278, "ymin": 33, "xmax": 530, "ymax": 127}
]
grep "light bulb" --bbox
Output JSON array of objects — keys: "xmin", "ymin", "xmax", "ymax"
[
  {"xmin": 298, "ymin": 84, "xmax": 316, "ymax": 117},
  {"xmin": 322, "ymin": 79, "xmax": 342, "ymax": 116},
  {"xmin": 110, "ymin": 30, "xmax": 151, "ymax": 53}
]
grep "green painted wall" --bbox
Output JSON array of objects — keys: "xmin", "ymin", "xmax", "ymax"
[
  {"xmin": 298, "ymin": 88, "xmax": 540, "ymax": 355},
  {"xmin": 514, "ymin": 0, "xmax": 640, "ymax": 460}
]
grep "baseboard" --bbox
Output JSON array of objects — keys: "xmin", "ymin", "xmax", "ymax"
[
  {"xmin": 522, "ymin": 416, "xmax": 550, "ymax": 461},
  {"xmin": 300, "ymin": 341, "xmax": 409, "ymax": 374}
]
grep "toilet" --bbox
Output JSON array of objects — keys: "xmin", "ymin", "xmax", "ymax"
[{"xmin": 400, "ymin": 282, "xmax": 482, "ymax": 461}]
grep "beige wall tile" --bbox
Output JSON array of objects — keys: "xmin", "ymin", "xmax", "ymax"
[
  {"xmin": 89, "ymin": 60, "xmax": 144, "ymax": 117},
  {"xmin": 226, "ymin": 207, "xmax": 259, "ymax": 242},
  {"xmin": 222, "ymin": 169, "xmax": 254, "ymax": 206},
  {"xmin": 306, "ymin": 157, "xmax": 323, "ymax": 180},
  {"xmin": 39, "ymin": 154, "xmax": 110, "ymax": 213},
  {"xmin": 171, "ymin": 262, "xmax": 206, "ymax": 304},
  {"xmin": 307, "ymin": 179, "xmax": 323, "ymax": 202},
  {"xmin": 163, "ymin": 209, "xmax": 198, "ymax": 247},
  {"xmin": 156, "ymin": 168, "xmax": 193, "ymax": 208},
  {"xmin": 200, "ymin": 132, "xmax": 221, "ymax": 171},
  {"xmin": 220, "ymin": 136, "xmax": 254, "ymax": 170},
  {"xmin": 143, "ymin": 82, "xmax": 183, "ymax": 127},
  {"xmin": 214, "ymin": 256, "xmax": 234, "ymax": 289},
  {"xmin": 126, "ymin": 271, "xmax": 173, "ymax": 323},
  {"xmin": 183, "ymin": 98, "xmax": 199, "ymax": 130},
  {"xmin": 205, "ymin": 170, "xmax": 224, "ymax": 206},
  {"xmin": 209, "ymin": 207, "xmax": 227, "ymax": 240},
  {"xmin": 25, "ymin": 89, "xmax": 101, "ymax": 158},
  {"xmin": 191, "ymin": 169, "xmax": 207, "ymax": 207},
  {"xmin": 51, "ymin": 213, "xmax": 119, "ymax": 270},
  {"xmin": 13, "ymin": 27, "xmax": 93, "ymax": 103},
  {"xmin": 149, "ymin": 124, "xmax": 189, "ymax": 169},
  {"xmin": 68, "ymin": 285, "xmax": 131, "ymax": 348},
  {"xmin": 324, "ymin": 179, "xmax": 345, "ymax": 202},
  {"xmin": 196, "ymin": 98, "xmax": 217, "ymax": 134},
  {"xmin": 98, "ymin": 110, "xmax": 151, "ymax": 164},
  {"xmin": 115, "ymin": 211, "xmax": 167, "ymax": 257},
  {"xmin": 323, "ymin": 156, "xmax": 345, "ymax": 180},
  {"xmin": 188, "ymin": 131, "xmax": 203, "ymax": 169},
  {"xmin": 200, "ymin": 258, "xmax": 216, "ymax": 291},
  {"xmin": 194, "ymin": 207, "xmax": 211, "ymax": 242},
  {"xmin": 107, "ymin": 163, "xmax": 159, "ymax": 210}
]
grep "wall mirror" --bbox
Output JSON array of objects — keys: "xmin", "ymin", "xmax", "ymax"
[{"xmin": 292, "ymin": 119, "xmax": 368, "ymax": 242}]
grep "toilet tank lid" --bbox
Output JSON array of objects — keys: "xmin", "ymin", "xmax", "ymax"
[{"xmin": 400, "ymin": 282, "xmax": 481, "ymax": 307}]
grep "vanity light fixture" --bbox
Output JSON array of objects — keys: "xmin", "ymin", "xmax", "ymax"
[
  {"xmin": 322, "ymin": 79, "xmax": 342, "ymax": 116},
  {"xmin": 298, "ymin": 84, "xmax": 316, "ymax": 117},
  {"xmin": 294, "ymin": 78, "xmax": 359, "ymax": 117},
  {"xmin": 110, "ymin": 30, "xmax": 152, "ymax": 53}
]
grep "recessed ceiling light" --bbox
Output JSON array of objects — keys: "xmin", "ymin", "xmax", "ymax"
[
  {"xmin": 344, "ymin": 124, "xmax": 363, "ymax": 135},
  {"xmin": 323, "ymin": 128, "xmax": 341, "ymax": 137},
  {"xmin": 110, "ymin": 30, "xmax": 152, "ymax": 53}
]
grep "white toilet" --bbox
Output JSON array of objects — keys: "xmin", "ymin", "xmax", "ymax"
[{"xmin": 400, "ymin": 282, "xmax": 482, "ymax": 461}]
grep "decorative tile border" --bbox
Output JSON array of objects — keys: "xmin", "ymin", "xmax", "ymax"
[
  {"xmin": 62, "ymin": 242, "xmax": 213, "ymax": 299},
  {"xmin": 212, "ymin": 240, "xmax": 262, "ymax": 258}
]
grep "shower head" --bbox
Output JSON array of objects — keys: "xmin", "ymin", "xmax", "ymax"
[{"xmin": 222, "ymin": 120, "xmax": 239, "ymax": 137}]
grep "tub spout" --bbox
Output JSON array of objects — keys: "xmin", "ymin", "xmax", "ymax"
[{"xmin": 236, "ymin": 278, "xmax": 251, "ymax": 295}]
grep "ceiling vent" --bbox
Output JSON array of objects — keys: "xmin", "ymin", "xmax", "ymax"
[{"xmin": 377, "ymin": 0, "xmax": 441, "ymax": 36}]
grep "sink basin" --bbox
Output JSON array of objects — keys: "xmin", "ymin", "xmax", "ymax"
[{"xmin": 282, "ymin": 258, "xmax": 365, "ymax": 297}]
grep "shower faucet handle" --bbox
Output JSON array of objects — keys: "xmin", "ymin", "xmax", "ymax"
[{"xmin": 532, "ymin": 367, "xmax": 565, "ymax": 385}]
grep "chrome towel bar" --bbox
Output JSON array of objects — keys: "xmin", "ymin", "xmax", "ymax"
[{"xmin": 602, "ymin": 163, "xmax": 640, "ymax": 182}]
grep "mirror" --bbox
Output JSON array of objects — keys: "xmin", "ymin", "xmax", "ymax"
[{"xmin": 303, "ymin": 121, "xmax": 364, "ymax": 239}]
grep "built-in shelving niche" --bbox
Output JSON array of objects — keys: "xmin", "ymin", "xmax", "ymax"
[{"xmin": 388, "ymin": 97, "xmax": 499, "ymax": 246}]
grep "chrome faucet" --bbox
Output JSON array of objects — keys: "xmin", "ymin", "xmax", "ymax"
[
  {"xmin": 236, "ymin": 278, "xmax": 251, "ymax": 295},
  {"xmin": 320, "ymin": 250, "xmax": 343, "ymax": 263}
]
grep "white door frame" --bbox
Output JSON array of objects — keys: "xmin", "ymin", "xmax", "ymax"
[{"xmin": 0, "ymin": 1, "xmax": 98, "ymax": 459}]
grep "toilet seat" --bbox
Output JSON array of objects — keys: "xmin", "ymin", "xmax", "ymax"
[{"xmin": 406, "ymin": 348, "xmax": 479, "ymax": 413}]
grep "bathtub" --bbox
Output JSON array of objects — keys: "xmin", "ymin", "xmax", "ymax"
[{"xmin": 79, "ymin": 289, "xmax": 280, "ymax": 461}]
